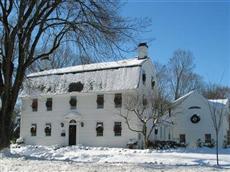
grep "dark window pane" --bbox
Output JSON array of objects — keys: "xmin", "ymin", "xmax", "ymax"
[
  {"xmin": 114, "ymin": 122, "xmax": 122, "ymax": 136},
  {"xmin": 69, "ymin": 96, "xmax": 77, "ymax": 109},
  {"xmin": 46, "ymin": 98, "xmax": 52, "ymax": 111},
  {"xmin": 31, "ymin": 124, "xmax": 37, "ymax": 136},
  {"xmin": 96, "ymin": 122, "xmax": 103, "ymax": 136},
  {"xmin": 68, "ymin": 82, "xmax": 84, "ymax": 92},
  {"xmin": 45, "ymin": 123, "xmax": 51, "ymax": 136},
  {"xmin": 142, "ymin": 72, "xmax": 146, "ymax": 85},
  {"xmin": 114, "ymin": 93, "xmax": 122, "ymax": 108},
  {"xmin": 97, "ymin": 95, "xmax": 104, "ymax": 109},
  {"xmin": 32, "ymin": 99, "xmax": 38, "ymax": 112},
  {"xmin": 179, "ymin": 134, "xmax": 186, "ymax": 143},
  {"xmin": 205, "ymin": 134, "xmax": 211, "ymax": 143}
]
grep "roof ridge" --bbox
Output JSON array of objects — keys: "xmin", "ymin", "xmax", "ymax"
[{"xmin": 27, "ymin": 58, "xmax": 147, "ymax": 78}]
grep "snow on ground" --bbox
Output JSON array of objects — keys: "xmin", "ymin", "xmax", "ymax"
[{"xmin": 0, "ymin": 145, "xmax": 230, "ymax": 172}]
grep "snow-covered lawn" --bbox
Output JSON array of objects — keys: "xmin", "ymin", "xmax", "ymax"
[{"xmin": 0, "ymin": 145, "xmax": 230, "ymax": 172}]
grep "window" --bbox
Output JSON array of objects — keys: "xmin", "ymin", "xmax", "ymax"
[
  {"xmin": 168, "ymin": 108, "xmax": 171, "ymax": 117},
  {"xmin": 45, "ymin": 123, "xmax": 51, "ymax": 136},
  {"xmin": 97, "ymin": 95, "xmax": 104, "ymax": 109},
  {"xmin": 151, "ymin": 77, "xmax": 155, "ymax": 90},
  {"xmin": 96, "ymin": 122, "xmax": 103, "ymax": 136},
  {"xmin": 227, "ymin": 130, "xmax": 230, "ymax": 145},
  {"xmin": 68, "ymin": 82, "xmax": 84, "ymax": 92},
  {"xmin": 142, "ymin": 95, "xmax": 147, "ymax": 107},
  {"xmin": 46, "ymin": 98, "xmax": 52, "ymax": 111},
  {"xmin": 205, "ymin": 134, "xmax": 211, "ymax": 143},
  {"xmin": 114, "ymin": 93, "xmax": 122, "ymax": 108},
  {"xmin": 179, "ymin": 134, "xmax": 186, "ymax": 144},
  {"xmin": 142, "ymin": 71, "xmax": 146, "ymax": 85},
  {"xmin": 32, "ymin": 99, "xmax": 38, "ymax": 112},
  {"xmin": 30, "ymin": 124, "xmax": 37, "ymax": 136},
  {"xmin": 114, "ymin": 122, "xmax": 122, "ymax": 136},
  {"xmin": 188, "ymin": 106, "xmax": 201, "ymax": 109},
  {"xmin": 69, "ymin": 96, "xmax": 77, "ymax": 109}
]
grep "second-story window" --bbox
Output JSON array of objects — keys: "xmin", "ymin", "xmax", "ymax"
[
  {"xmin": 142, "ymin": 95, "xmax": 148, "ymax": 107},
  {"xmin": 45, "ymin": 123, "xmax": 51, "ymax": 136},
  {"xmin": 114, "ymin": 93, "xmax": 122, "ymax": 108},
  {"xmin": 151, "ymin": 77, "xmax": 155, "ymax": 90},
  {"xmin": 96, "ymin": 122, "xmax": 103, "ymax": 136},
  {"xmin": 97, "ymin": 95, "xmax": 104, "ymax": 109},
  {"xmin": 46, "ymin": 98, "xmax": 52, "ymax": 111},
  {"xmin": 32, "ymin": 99, "xmax": 38, "ymax": 112},
  {"xmin": 69, "ymin": 96, "xmax": 77, "ymax": 109},
  {"xmin": 142, "ymin": 71, "xmax": 146, "ymax": 85}
]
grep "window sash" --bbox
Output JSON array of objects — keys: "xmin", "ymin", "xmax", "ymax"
[
  {"xmin": 97, "ymin": 95, "xmax": 104, "ymax": 109},
  {"xmin": 114, "ymin": 122, "xmax": 122, "ymax": 136},
  {"xmin": 32, "ymin": 99, "xmax": 38, "ymax": 112},
  {"xmin": 31, "ymin": 124, "xmax": 37, "ymax": 136},
  {"xmin": 114, "ymin": 94, "xmax": 122, "ymax": 108},
  {"xmin": 96, "ymin": 122, "xmax": 103, "ymax": 136},
  {"xmin": 179, "ymin": 134, "xmax": 186, "ymax": 143},
  {"xmin": 46, "ymin": 98, "xmax": 52, "ymax": 111},
  {"xmin": 45, "ymin": 123, "xmax": 51, "ymax": 136},
  {"xmin": 205, "ymin": 134, "xmax": 211, "ymax": 143},
  {"xmin": 70, "ymin": 96, "xmax": 77, "ymax": 109}
]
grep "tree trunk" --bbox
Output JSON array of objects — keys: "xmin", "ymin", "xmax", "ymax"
[
  {"xmin": 216, "ymin": 133, "xmax": 219, "ymax": 166},
  {"xmin": 0, "ymin": 93, "xmax": 15, "ymax": 150},
  {"xmin": 144, "ymin": 134, "xmax": 148, "ymax": 149},
  {"xmin": 0, "ymin": 108, "xmax": 12, "ymax": 149},
  {"xmin": 143, "ymin": 125, "xmax": 148, "ymax": 149}
]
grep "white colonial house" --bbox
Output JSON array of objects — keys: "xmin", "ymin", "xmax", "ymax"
[
  {"xmin": 156, "ymin": 91, "xmax": 230, "ymax": 148},
  {"xmin": 19, "ymin": 43, "xmax": 157, "ymax": 148}
]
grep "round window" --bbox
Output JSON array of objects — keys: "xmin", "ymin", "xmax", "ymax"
[{"xmin": 190, "ymin": 114, "xmax": 200, "ymax": 124}]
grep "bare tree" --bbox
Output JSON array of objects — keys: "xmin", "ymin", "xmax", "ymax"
[
  {"xmin": 207, "ymin": 98, "xmax": 228, "ymax": 166},
  {"xmin": 120, "ymin": 93, "xmax": 171, "ymax": 149},
  {"xmin": 0, "ymin": 0, "xmax": 147, "ymax": 149},
  {"xmin": 168, "ymin": 49, "xmax": 203, "ymax": 100},
  {"xmin": 154, "ymin": 61, "xmax": 170, "ymax": 100},
  {"xmin": 202, "ymin": 83, "xmax": 230, "ymax": 100},
  {"xmin": 28, "ymin": 46, "xmax": 94, "ymax": 73}
]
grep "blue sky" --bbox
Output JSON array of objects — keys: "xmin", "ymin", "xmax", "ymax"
[{"xmin": 121, "ymin": 1, "xmax": 230, "ymax": 86}]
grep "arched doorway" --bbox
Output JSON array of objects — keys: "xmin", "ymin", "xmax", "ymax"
[{"xmin": 69, "ymin": 119, "xmax": 77, "ymax": 146}]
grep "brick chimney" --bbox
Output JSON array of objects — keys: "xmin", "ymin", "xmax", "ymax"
[{"xmin": 138, "ymin": 42, "xmax": 148, "ymax": 59}]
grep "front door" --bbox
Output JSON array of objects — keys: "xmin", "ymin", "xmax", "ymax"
[{"xmin": 69, "ymin": 125, "xmax": 76, "ymax": 145}]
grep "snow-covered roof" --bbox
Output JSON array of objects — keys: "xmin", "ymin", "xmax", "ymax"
[
  {"xmin": 27, "ymin": 58, "xmax": 146, "ymax": 78},
  {"xmin": 208, "ymin": 99, "xmax": 228, "ymax": 105},
  {"xmin": 172, "ymin": 90, "xmax": 196, "ymax": 106},
  {"xmin": 208, "ymin": 99, "xmax": 229, "ymax": 109},
  {"xmin": 21, "ymin": 58, "xmax": 147, "ymax": 97}
]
